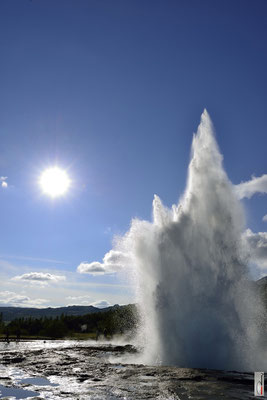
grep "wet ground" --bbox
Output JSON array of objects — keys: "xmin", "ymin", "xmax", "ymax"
[{"xmin": 0, "ymin": 340, "xmax": 260, "ymax": 399}]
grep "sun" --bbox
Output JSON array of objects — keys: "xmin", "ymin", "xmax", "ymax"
[{"xmin": 39, "ymin": 167, "xmax": 70, "ymax": 198}]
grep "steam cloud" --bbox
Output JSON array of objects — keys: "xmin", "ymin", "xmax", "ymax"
[
  {"xmin": 113, "ymin": 110, "xmax": 266, "ymax": 371},
  {"xmin": 77, "ymin": 250, "xmax": 129, "ymax": 275}
]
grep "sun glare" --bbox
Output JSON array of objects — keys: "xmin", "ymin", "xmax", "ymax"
[{"xmin": 39, "ymin": 167, "xmax": 70, "ymax": 198}]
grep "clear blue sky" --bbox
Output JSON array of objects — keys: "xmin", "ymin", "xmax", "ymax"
[{"xmin": 0, "ymin": 0, "xmax": 266, "ymax": 307}]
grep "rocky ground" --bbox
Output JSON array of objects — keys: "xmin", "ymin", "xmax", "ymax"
[{"xmin": 0, "ymin": 341, "xmax": 261, "ymax": 399}]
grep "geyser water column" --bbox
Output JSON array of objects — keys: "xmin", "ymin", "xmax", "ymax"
[{"xmin": 120, "ymin": 110, "xmax": 265, "ymax": 371}]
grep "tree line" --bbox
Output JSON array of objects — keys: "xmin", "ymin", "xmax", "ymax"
[{"xmin": 0, "ymin": 304, "xmax": 139, "ymax": 340}]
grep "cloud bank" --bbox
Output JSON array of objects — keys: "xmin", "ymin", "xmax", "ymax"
[
  {"xmin": 235, "ymin": 174, "xmax": 267, "ymax": 199},
  {"xmin": 12, "ymin": 272, "xmax": 66, "ymax": 285},
  {"xmin": 0, "ymin": 291, "xmax": 48, "ymax": 307},
  {"xmin": 66, "ymin": 296, "xmax": 112, "ymax": 308},
  {"xmin": 77, "ymin": 250, "xmax": 130, "ymax": 275},
  {"xmin": 90, "ymin": 300, "xmax": 111, "ymax": 308},
  {"xmin": 263, "ymin": 215, "xmax": 267, "ymax": 222}
]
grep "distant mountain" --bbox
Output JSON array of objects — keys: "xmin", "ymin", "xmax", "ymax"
[
  {"xmin": 0, "ymin": 305, "xmax": 118, "ymax": 322},
  {"xmin": 0, "ymin": 276, "xmax": 266, "ymax": 323}
]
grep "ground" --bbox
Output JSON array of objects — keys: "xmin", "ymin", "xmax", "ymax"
[{"xmin": 0, "ymin": 341, "xmax": 260, "ymax": 399}]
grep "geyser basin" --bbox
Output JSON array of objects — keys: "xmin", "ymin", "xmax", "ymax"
[
  {"xmin": 117, "ymin": 110, "xmax": 266, "ymax": 371},
  {"xmin": 0, "ymin": 342, "xmax": 257, "ymax": 399}
]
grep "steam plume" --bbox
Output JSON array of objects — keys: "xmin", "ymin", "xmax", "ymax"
[{"xmin": 118, "ymin": 110, "xmax": 266, "ymax": 370}]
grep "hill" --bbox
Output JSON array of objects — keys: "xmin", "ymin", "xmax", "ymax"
[
  {"xmin": 0, "ymin": 304, "xmax": 138, "ymax": 339},
  {"xmin": 0, "ymin": 275, "xmax": 266, "ymax": 323},
  {"xmin": 0, "ymin": 305, "xmax": 116, "ymax": 322}
]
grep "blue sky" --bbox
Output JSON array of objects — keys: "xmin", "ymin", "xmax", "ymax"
[{"xmin": 0, "ymin": 0, "xmax": 267, "ymax": 307}]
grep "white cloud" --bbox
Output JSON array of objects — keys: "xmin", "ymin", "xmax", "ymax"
[
  {"xmin": 0, "ymin": 291, "xmax": 48, "ymax": 307},
  {"xmin": 244, "ymin": 229, "xmax": 267, "ymax": 270},
  {"xmin": 103, "ymin": 250, "xmax": 129, "ymax": 267},
  {"xmin": 0, "ymin": 176, "xmax": 8, "ymax": 188},
  {"xmin": 77, "ymin": 250, "xmax": 130, "ymax": 275},
  {"xmin": 90, "ymin": 300, "xmax": 111, "ymax": 308},
  {"xmin": 235, "ymin": 174, "xmax": 267, "ymax": 199},
  {"xmin": 12, "ymin": 272, "xmax": 66, "ymax": 285},
  {"xmin": 77, "ymin": 262, "xmax": 106, "ymax": 275},
  {"xmin": 263, "ymin": 215, "xmax": 267, "ymax": 222},
  {"xmin": 66, "ymin": 297, "xmax": 111, "ymax": 308}
]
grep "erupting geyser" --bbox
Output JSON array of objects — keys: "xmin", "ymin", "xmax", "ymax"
[{"xmin": 117, "ymin": 110, "xmax": 266, "ymax": 371}]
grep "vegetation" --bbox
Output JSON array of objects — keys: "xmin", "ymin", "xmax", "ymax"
[
  {"xmin": 1, "ymin": 277, "xmax": 266, "ymax": 342},
  {"xmin": 0, "ymin": 305, "xmax": 104, "ymax": 322},
  {"xmin": 0, "ymin": 305, "xmax": 139, "ymax": 340}
]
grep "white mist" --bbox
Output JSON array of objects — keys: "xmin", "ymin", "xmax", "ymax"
[{"xmin": 118, "ymin": 111, "xmax": 266, "ymax": 371}]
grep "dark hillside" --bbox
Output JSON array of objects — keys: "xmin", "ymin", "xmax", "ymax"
[{"xmin": 0, "ymin": 305, "xmax": 114, "ymax": 322}]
